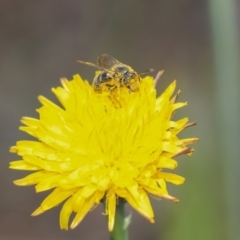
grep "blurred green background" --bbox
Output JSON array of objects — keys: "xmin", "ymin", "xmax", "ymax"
[{"xmin": 1, "ymin": 1, "xmax": 240, "ymax": 240}]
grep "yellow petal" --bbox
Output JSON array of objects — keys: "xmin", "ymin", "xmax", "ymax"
[
  {"xmin": 9, "ymin": 160, "xmax": 41, "ymax": 171},
  {"xmin": 107, "ymin": 190, "xmax": 116, "ymax": 232},
  {"xmin": 172, "ymin": 102, "xmax": 187, "ymax": 111},
  {"xmin": 38, "ymin": 95, "xmax": 63, "ymax": 111},
  {"xmin": 141, "ymin": 179, "xmax": 168, "ymax": 197},
  {"xmin": 14, "ymin": 171, "xmax": 54, "ymax": 186},
  {"xmin": 70, "ymin": 194, "xmax": 96, "ymax": 229},
  {"xmin": 32, "ymin": 188, "xmax": 73, "ymax": 216},
  {"xmin": 60, "ymin": 197, "xmax": 73, "ymax": 230},
  {"xmin": 19, "ymin": 126, "xmax": 36, "ymax": 137},
  {"xmin": 157, "ymin": 156, "xmax": 178, "ymax": 169},
  {"xmin": 21, "ymin": 117, "xmax": 39, "ymax": 127},
  {"xmin": 156, "ymin": 172, "xmax": 185, "ymax": 185},
  {"xmin": 124, "ymin": 185, "xmax": 154, "ymax": 222},
  {"xmin": 35, "ymin": 175, "xmax": 63, "ymax": 192}
]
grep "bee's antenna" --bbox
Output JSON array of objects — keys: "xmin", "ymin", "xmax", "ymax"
[
  {"xmin": 77, "ymin": 60, "xmax": 115, "ymax": 74},
  {"xmin": 139, "ymin": 68, "xmax": 154, "ymax": 76}
]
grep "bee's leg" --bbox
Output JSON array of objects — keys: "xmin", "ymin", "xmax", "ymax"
[
  {"xmin": 105, "ymin": 84, "xmax": 117, "ymax": 94},
  {"xmin": 93, "ymin": 84, "xmax": 102, "ymax": 93},
  {"xmin": 110, "ymin": 85, "xmax": 118, "ymax": 93},
  {"xmin": 129, "ymin": 86, "xmax": 138, "ymax": 92},
  {"xmin": 154, "ymin": 70, "xmax": 164, "ymax": 86},
  {"xmin": 127, "ymin": 82, "xmax": 139, "ymax": 92}
]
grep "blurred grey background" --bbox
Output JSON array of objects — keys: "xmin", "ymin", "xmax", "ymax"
[{"xmin": 1, "ymin": 1, "xmax": 240, "ymax": 240}]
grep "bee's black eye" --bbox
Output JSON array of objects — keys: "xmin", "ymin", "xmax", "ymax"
[
  {"xmin": 115, "ymin": 67, "xmax": 128, "ymax": 75},
  {"xmin": 98, "ymin": 72, "xmax": 112, "ymax": 83}
]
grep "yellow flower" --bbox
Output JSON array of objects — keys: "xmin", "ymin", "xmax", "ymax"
[{"xmin": 9, "ymin": 74, "xmax": 198, "ymax": 231}]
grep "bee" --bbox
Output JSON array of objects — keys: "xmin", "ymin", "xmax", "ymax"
[{"xmin": 77, "ymin": 54, "xmax": 154, "ymax": 93}]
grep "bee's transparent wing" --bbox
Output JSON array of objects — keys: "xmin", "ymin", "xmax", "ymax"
[{"xmin": 97, "ymin": 54, "xmax": 122, "ymax": 69}]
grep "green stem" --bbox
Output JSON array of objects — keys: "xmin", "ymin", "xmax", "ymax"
[{"xmin": 108, "ymin": 199, "xmax": 129, "ymax": 240}]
